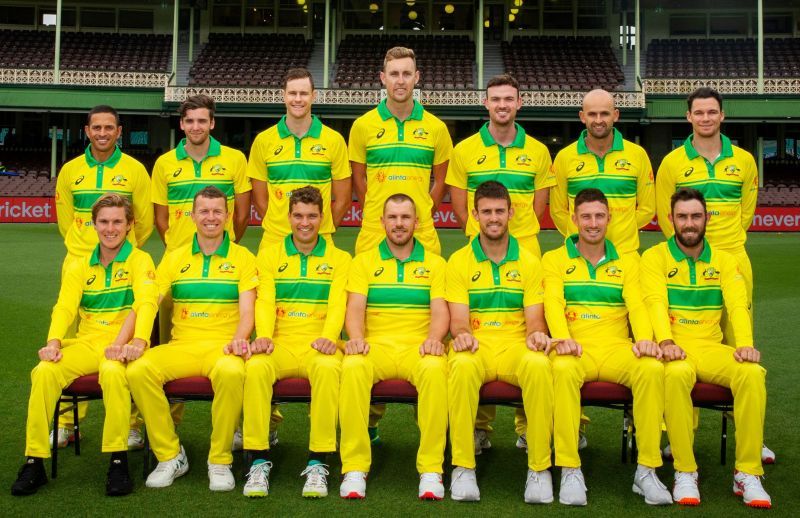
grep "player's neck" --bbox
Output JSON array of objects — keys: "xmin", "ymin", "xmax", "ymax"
[
  {"xmin": 479, "ymin": 233, "xmax": 510, "ymax": 264},
  {"xmin": 292, "ymin": 234, "xmax": 318, "ymax": 255},
  {"xmin": 488, "ymin": 121, "xmax": 518, "ymax": 147},
  {"xmin": 386, "ymin": 97, "xmax": 414, "ymax": 121},
  {"xmin": 98, "ymin": 243, "xmax": 124, "ymax": 267},
  {"xmin": 584, "ymin": 133, "xmax": 614, "ymax": 158},
  {"xmin": 183, "ymin": 138, "xmax": 211, "ymax": 163},
  {"xmin": 575, "ymin": 239, "xmax": 606, "ymax": 267},
  {"xmin": 195, "ymin": 233, "xmax": 224, "ymax": 256},
  {"xmin": 90, "ymin": 146, "xmax": 115, "ymax": 164},
  {"xmin": 386, "ymin": 238, "xmax": 414, "ymax": 261},
  {"xmin": 691, "ymin": 133, "xmax": 722, "ymax": 162},
  {"xmin": 285, "ymin": 114, "xmax": 313, "ymax": 138}
]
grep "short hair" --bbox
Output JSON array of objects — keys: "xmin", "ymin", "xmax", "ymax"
[
  {"xmin": 383, "ymin": 193, "xmax": 416, "ymax": 213},
  {"xmin": 687, "ymin": 87, "xmax": 723, "ymax": 112},
  {"xmin": 180, "ymin": 94, "xmax": 216, "ymax": 120},
  {"xmin": 284, "ymin": 67, "xmax": 315, "ymax": 91},
  {"xmin": 86, "ymin": 105, "xmax": 119, "ymax": 127},
  {"xmin": 486, "ymin": 73, "xmax": 519, "ymax": 94},
  {"xmin": 91, "ymin": 193, "xmax": 132, "ymax": 224},
  {"xmin": 573, "ymin": 188, "xmax": 609, "ymax": 210},
  {"xmin": 473, "ymin": 180, "xmax": 511, "ymax": 210},
  {"xmin": 383, "ymin": 46, "xmax": 416, "ymax": 71},
  {"xmin": 288, "ymin": 185, "xmax": 323, "ymax": 214},
  {"xmin": 670, "ymin": 186, "xmax": 707, "ymax": 213},
  {"xmin": 192, "ymin": 185, "xmax": 227, "ymax": 211}
]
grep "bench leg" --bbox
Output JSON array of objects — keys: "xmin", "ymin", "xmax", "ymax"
[
  {"xmin": 621, "ymin": 405, "xmax": 629, "ymax": 464},
  {"xmin": 51, "ymin": 398, "xmax": 60, "ymax": 479},
  {"xmin": 721, "ymin": 411, "xmax": 729, "ymax": 465},
  {"xmin": 72, "ymin": 396, "xmax": 80, "ymax": 456},
  {"xmin": 143, "ymin": 427, "xmax": 151, "ymax": 479}
]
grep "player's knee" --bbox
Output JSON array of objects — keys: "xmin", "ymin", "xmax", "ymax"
[
  {"xmin": 31, "ymin": 360, "xmax": 61, "ymax": 384},
  {"xmin": 517, "ymin": 350, "xmax": 551, "ymax": 377},
  {"xmin": 308, "ymin": 353, "xmax": 342, "ymax": 378},
  {"xmin": 98, "ymin": 359, "xmax": 127, "ymax": 385},
  {"xmin": 635, "ymin": 356, "xmax": 665, "ymax": 379},
  {"xmin": 415, "ymin": 355, "xmax": 447, "ymax": 381},
  {"xmin": 550, "ymin": 354, "xmax": 582, "ymax": 382},
  {"xmin": 734, "ymin": 361, "xmax": 766, "ymax": 388},
  {"xmin": 447, "ymin": 351, "xmax": 481, "ymax": 379},
  {"xmin": 664, "ymin": 359, "xmax": 695, "ymax": 387},
  {"xmin": 125, "ymin": 358, "xmax": 152, "ymax": 386},
  {"xmin": 341, "ymin": 354, "xmax": 370, "ymax": 379},
  {"xmin": 212, "ymin": 355, "xmax": 246, "ymax": 383}
]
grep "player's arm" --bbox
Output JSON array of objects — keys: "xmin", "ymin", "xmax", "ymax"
[
  {"xmin": 542, "ymin": 253, "xmax": 571, "ymax": 340},
  {"xmin": 250, "ymin": 179, "xmax": 268, "ymax": 219},
  {"xmin": 150, "ymin": 160, "xmax": 169, "ymax": 245},
  {"xmin": 344, "ymin": 292, "xmax": 369, "ymax": 355},
  {"xmin": 430, "ymin": 125, "xmax": 453, "ymax": 212},
  {"xmin": 549, "ymin": 156, "xmax": 570, "ymax": 237},
  {"xmin": 246, "ymin": 135, "xmax": 268, "ymax": 219},
  {"xmin": 233, "ymin": 191, "xmax": 251, "ymax": 243},
  {"xmin": 331, "ymin": 178, "xmax": 352, "ymax": 228},
  {"xmin": 635, "ymin": 151, "xmax": 656, "ymax": 229},
  {"xmin": 132, "ymin": 163, "xmax": 154, "ymax": 246},
  {"xmin": 224, "ymin": 288, "xmax": 256, "ymax": 357},
  {"xmin": 154, "ymin": 204, "xmax": 169, "ymax": 245},
  {"xmin": 429, "ymin": 161, "xmax": 449, "ymax": 213},
  {"xmin": 522, "ymin": 257, "xmax": 551, "ymax": 353},
  {"xmin": 348, "ymin": 120, "xmax": 368, "ymax": 205},
  {"xmin": 54, "ymin": 167, "xmax": 73, "ymax": 238},
  {"xmin": 639, "ymin": 248, "xmax": 681, "ymax": 361},
  {"xmin": 445, "ymin": 257, "xmax": 478, "ymax": 352},
  {"xmin": 315, "ymin": 253, "xmax": 351, "ymax": 355},
  {"xmin": 655, "ymin": 158, "xmax": 676, "ymax": 238},
  {"xmin": 741, "ymin": 153, "xmax": 758, "ymax": 231},
  {"xmin": 533, "ymin": 150, "xmax": 555, "ymax": 223},
  {"xmin": 43, "ymin": 262, "xmax": 84, "ymax": 361},
  {"xmin": 351, "ymin": 161, "xmax": 367, "ymax": 205},
  {"xmin": 421, "ymin": 259, "xmax": 449, "ymax": 356},
  {"xmin": 445, "ymin": 145, "xmax": 468, "ymax": 230},
  {"xmin": 622, "ymin": 255, "xmax": 661, "ymax": 359},
  {"xmin": 721, "ymin": 253, "xmax": 754, "ymax": 349},
  {"xmin": 533, "ymin": 189, "xmax": 549, "ymax": 223}
]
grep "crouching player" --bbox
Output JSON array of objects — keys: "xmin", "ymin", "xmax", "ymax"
[{"xmin": 12, "ymin": 194, "xmax": 157, "ymax": 496}]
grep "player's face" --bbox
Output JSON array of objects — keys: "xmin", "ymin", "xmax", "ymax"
[
  {"xmin": 284, "ymin": 77, "xmax": 314, "ymax": 120},
  {"xmin": 180, "ymin": 107, "xmax": 215, "ymax": 147},
  {"xmin": 192, "ymin": 195, "xmax": 227, "ymax": 240},
  {"xmin": 572, "ymin": 200, "xmax": 609, "ymax": 246},
  {"xmin": 687, "ymin": 97, "xmax": 724, "ymax": 139},
  {"xmin": 381, "ymin": 57, "xmax": 419, "ymax": 104},
  {"xmin": 484, "ymin": 84, "xmax": 522, "ymax": 127},
  {"xmin": 381, "ymin": 199, "xmax": 418, "ymax": 247},
  {"xmin": 473, "ymin": 197, "xmax": 512, "ymax": 241},
  {"xmin": 85, "ymin": 113, "xmax": 122, "ymax": 155},
  {"xmin": 94, "ymin": 206, "xmax": 131, "ymax": 251},
  {"xmin": 671, "ymin": 199, "xmax": 709, "ymax": 248},
  {"xmin": 579, "ymin": 97, "xmax": 619, "ymax": 140},
  {"xmin": 289, "ymin": 201, "xmax": 322, "ymax": 246}
]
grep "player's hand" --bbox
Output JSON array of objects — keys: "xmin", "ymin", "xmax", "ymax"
[
  {"xmin": 734, "ymin": 347, "xmax": 761, "ymax": 363},
  {"xmin": 420, "ymin": 338, "xmax": 445, "ymax": 357},
  {"xmin": 104, "ymin": 343, "xmax": 124, "ymax": 361},
  {"xmin": 660, "ymin": 340, "xmax": 686, "ymax": 362},
  {"xmin": 311, "ymin": 337, "xmax": 337, "ymax": 355},
  {"xmin": 38, "ymin": 339, "xmax": 63, "ymax": 362},
  {"xmin": 224, "ymin": 338, "xmax": 251, "ymax": 359},
  {"xmin": 526, "ymin": 331, "xmax": 553, "ymax": 353},
  {"xmin": 345, "ymin": 338, "xmax": 369, "ymax": 355},
  {"xmin": 553, "ymin": 338, "xmax": 582, "ymax": 357},
  {"xmin": 452, "ymin": 332, "xmax": 479, "ymax": 353},
  {"xmin": 633, "ymin": 339, "xmax": 662, "ymax": 359},
  {"xmin": 249, "ymin": 337, "xmax": 274, "ymax": 356},
  {"xmin": 121, "ymin": 339, "xmax": 146, "ymax": 362}
]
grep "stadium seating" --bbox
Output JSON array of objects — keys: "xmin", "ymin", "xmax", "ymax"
[{"xmin": 0, "ymin": 173, "xmax": 54, "ymax": 196}]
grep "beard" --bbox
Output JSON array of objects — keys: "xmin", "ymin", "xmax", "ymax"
[
  {"xmin": 675, "ymin": 225, "xmax": 705, "ymax": 248},
  {"xmin": 387, "ymin": 229, "xmax": 414, "ymax": 247}
]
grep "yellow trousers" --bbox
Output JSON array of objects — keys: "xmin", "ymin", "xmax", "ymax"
[
  {"xmin": 340, "ymin": 344, "xmax": 448, "ymax": 474},
  {"xmin": 244, "ymin": 343, "xmax": 342, "ymax": 452},
  {"xmin": 127, "ymin": 341, "xmax": 244, "ymax": 464},
  {"xmin": 25, "ymin": 336, "xmax": 132, "ymax": 457},
  {"xmin": 448, "ymin": 344, "xmax": 553, "ymax": 471},
  {"xmin": 551, "ymin": 340, "xmax": 664, "ymax": 469},
  {"xmin": 720, "ymin": 249, "xmax": 753, "ymax": 347},
  {"xmin": 664, "ymin": 340, "xmax": 766, "ymax": 475},
  {"xmin": 355, "ymin": 226, "xmax": 440, "ymax": 256}
]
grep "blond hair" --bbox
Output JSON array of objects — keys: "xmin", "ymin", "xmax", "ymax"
[
  {"xmin": 383, "ymin": 46, "xmax": 416, "ymax": 71},
  {"xmin": 91, "ymin": 193, "xmax": 133, "ymax": 224}
]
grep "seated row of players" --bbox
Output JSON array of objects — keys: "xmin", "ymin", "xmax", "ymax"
[{"xmin": 12, "ymin": 181, "xmax": 770, "ymax": 509}]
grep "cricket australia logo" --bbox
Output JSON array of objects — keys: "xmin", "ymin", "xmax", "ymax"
[
  {"xmin": 114, "ymin": 269, "xmax": 129, "ymax": 282},
  {"xmin": 516, "ymin": 154, "xmax": 532, "ymax": 166},
  {"xmin": 111, "ymin": 174, "xmax": 127, "ymax": 186},
  {"xmin": 310, "ymin": 144, "xmax": 327, "ymax": 155},
  {"xmin": 723, "ymin": 165, "xmax": 741, "ymax": 176},
  {"xmin": 614, "ymin": 159, "xmax": 631, "ymax": 171},
  {"xmin": 218, "ymin": 262, "xmax": 236, "ymax": 274},
  {"xmin": 413, "ymin": 266, "xmax": 430, "ymax": 279},
  {"xmin": 605, "ymin": 265, "xmax": 622, "ymax": 278},
  {"xmin": 702, "ymin": 267, "xmax": 720, "ymax": 281},
  {"xmin": 506, "ymin": 269, "xmax": 522, "ymax": 282},
  {"xmin": 412, "ymin": 128, "xmax": 429, "ymax": 140},
  {"xmin": 210, "ymin": 164, "xmax": 226, "ymax": 176},
  {"xmin": 316, "ymin": 263, "xmax": 333, "ymax": 275}
]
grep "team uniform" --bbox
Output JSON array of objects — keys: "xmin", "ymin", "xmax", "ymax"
[
  {"xmin": 243, "ymin": 235, "xmax": 350, "ymax": 454},
  {"xmin": 127, "ymin": 232, "xmax": 257, "ymax": 465},
  {"xmin": 543, "ymin": 237, "xmax": 664, "ymax": 470},
  {"xmin": 348, "ymin": 99, "xmax": 453, "ymax": 255},
  {"xmin": 550, "ymin": 129, "xmax": 655, "ymax": 255},
  {"xmin": 151, "ymin": 137, "xmax": 250, "ymax": 252},
  {"xmin": 446, "ymin": 122, "xmax": 555, "ymax": 257},
  {"xmin": 24, "ymin": 242, "xmax": 157, "ymax": 458},
  {"xmin": 340, "ymin": 239, "xmax": 448, "ymax": 475},
  {"xmin": 247, "ymin": 115, "xmax": 351, "ymax": 250},
  {"xmin": 446, "ymin": 236, "xmax": 553, "ymax": 472}
]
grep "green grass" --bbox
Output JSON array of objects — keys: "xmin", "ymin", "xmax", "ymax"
[{"xmin": 0, "ymin": 225, "xmax": 798, "ymax": 516}]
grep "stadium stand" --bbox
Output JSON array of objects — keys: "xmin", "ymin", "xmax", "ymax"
[{"xmin": 0, "ymin": 29, "xmax": 53, "ymax": 68}]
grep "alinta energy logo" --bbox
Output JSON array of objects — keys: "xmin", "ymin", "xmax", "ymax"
[
  {"xmin": 566, "ymin": 310, "xmax": 578, "ymax": 322},
  {"xmin": 111, "ymin": 174, "xmax": 128, "ymax": 186},
  {"xmin": 275, "ymin": 188, "xmax": 284, "ymax": 199},
  {"xmin": 375, "ymin": 172, "xmax": 387, "ymax": 183},
  {"xmin": 471, "ymin": 318, "xmax": 481, "ymax": 330}
]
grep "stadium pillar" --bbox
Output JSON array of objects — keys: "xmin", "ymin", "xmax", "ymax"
[
  {"xmin": 50, "ymin": 125, "xmax": 57, "ymax": 180},
  {"xmin": 477, "ymin": 0, "xmax": 483, "ymax": 89},
  {"xmin": 324, "ymin": 0, "xmax": 330, "ymax": 88},
  {"xmin": 189, "ymin": 7, "xmax": 195, "ymax": 64},
  {"xmin": 171, "ymin": 0, "xmax": 180, "ymax": 83},
  {"xmin": 634, "ymin": 0, "xmax": 640, "ymax": 91},
  {"xmin": 54, "ymin": 0, "xmax": 62, "ymax": 84},
  {"xmin": 757, "ymin": 0, "xmax": 764, "ymax": 94},
  {"xmin": 757, "ymin": 137, "xmax": 764, "ymax": 187}
]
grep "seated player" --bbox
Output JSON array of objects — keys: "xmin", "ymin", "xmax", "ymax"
[
  {"xmin": 446, "ymin": 180, "xmax": 554, "ymax": 504},
  {"xmin": 544, "ymin": 188, "xmax": 671, "ymax": 506},
  {"xmin": 339, "ymin": 193, "xmax": 449, "ymax": 500},
  {"xmin": 11, "ymin": 194, "xmax": 158, "ymax": 496},
  {"xmin": 127, "ymin": 186, "xmax": 257, "ymax": 491},
  {"xmin": 241, "ymin": 186, "xmax": 351, "ymax": 498},
  {"xmin": 641, "ymin": 187, "xmax": 771, "ymax": 508}
]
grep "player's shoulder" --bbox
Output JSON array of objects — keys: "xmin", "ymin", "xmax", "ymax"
[
  {"xmin": 522, "ymin": 133, "xmax": 550, "ymax": 154},
  {"xmin": 447, "ymin": 241, "xmax": 473, "ymax": 265},
  {"xmin": 352, "ymin": 107, "xmax": 379, "ymax": 127},
  {"xmin": 710, "ymin": 246, "xmax": 737, "ymax": 265},
  {"xmin": 518, "ymin": 245, "xmax": 542, "ymax": 268},
  {"xmin": 542, "ymin": 244, "xmax": 567, "ymax": 265},
  {"xmin": 621, "ymin": 138, "xmax": 649, "ymax": 158},
  {"xmin": 219, "ymin": 144, "xmax": 247, "ymax": 162},
  {"xmin": 554, "ymin": 140, "xmax": 580, "ymax": 161},
  {"xmin": 453, "ymin": 132, "xmax": 483, "ymax": 153},
  {"xmin": 327, "ymin": 241, "xmax": 353, "ymax": 263},
  {"xmin": 256, "ymin": 240, "xmax": 284, "ymax": 263},
  {"xmin": 422, "ymin": 108, "xmax": 447, "ymax": 128},
  {"xmin": 661, "ymin": 144, "xmax": 688, "ymax": 164},
  {"xmin": 60, "ymin": 154, "xmax": 86, "ymax": 175},
  {"xmin": 152, "ymin": 148, "xmax": 177, "ymax": 171},
  {"xmin": 129, "ymin": 246, "xmax": 154, "ymax": 263},
  {"xmin": 424, "ymin": 248, "xmax": 447, "ymax": 269},
  {"xmin": 729, "ymin": 143, "xmax": 756, "ymax": 163},
  {"xmin": 319, "ymin": 122, "xmax": 346, "ymax": 142},
  {"xmin": 641, "ymin": 240, "xmax": 669, "ymax": 261},
  {"xmin": 117, "ymin": 152, "xmax": 148, "ymax": 174},
  {"xmin": 229, "ymin": 240, "xmax": 256, "ymax": 262}
]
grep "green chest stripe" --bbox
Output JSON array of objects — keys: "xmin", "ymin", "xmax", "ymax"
[
  {"xmin": 268, "ymin": 162, "xmax": 332, "ymax": 183},
  {"xmin": 366, "ymin": 146, "xmax": 434, "ymax": 167},
  {"xmin": 367, "ymin": 285, "xmax": 430, "ymax": 308},
  {"xmin": 73, "ymin": 191, "xmax": 132, "ymax": 210},
  {"xmin": 567, "ymin": 176, "xmax": 637, "ymax": 197},
  {"xmin": 678, "ymin": 180, "xmax": 741, "ymax": 201},
  {"xmin": 667, "ymin": 286, "xmax": 723, "ymax": 310},
  {"xmin": 172, "ymin": 281, "xmax": 239, "ymax": 302},
  {"xmin": 563, "ymin": 283, "xmax": 624, "ymax": 305},
  {"xmin": 467, "ymin": 171, "xmax": 535, "ymax": 193},
  {"xmin": 468, "ymin": 289, "xmax": 524, "ymax": 312},
  {"xmin": 275, "ymin": 280, "xmax": 331, "ymax": 303},
  {"xmin": 80, "ymin": 287, "xmax": 134, "ymax": 311},
  {"xmin": 167, "ymin": 181, "xmax": 234, "ymax": 203}
]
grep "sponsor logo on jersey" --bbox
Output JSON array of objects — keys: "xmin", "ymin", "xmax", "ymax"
[
  {"xmin": 275, "ymin": 188, "xmax": 284, "ymax": 199},
  {"xmin": 111, "ymin": 174, "xmax": 128, "ymax": 186},
  {"xmin": 566, "ymin": 311, "xmax": 578, "ymax": 321},
  {"xmin": 278, "ymin": 262, "xmax": 288, "ymax": 272},
  {"xmin": 471, "ymin": 271, "xmax": 481, "ymax": 281},
  {"xmin": 566, "ymin": 265, "xmax": 576, "ymax": 274},
  {"xmin": 218, "ymin": 262, "xmax": 236, "ymax": 274},
  {"xmin": 180, "ymin": 263, "xmax": 191, "ymax": 273},
  {"xmin": 87, "ymin": 274, "xmax": 96, "ymax": 286},
  {"xmin": 471, "ymin": 318, "xmax": 481, "ymax": 330},
  {"xmin": 172, "ymin": 168, "xmax": 183, "ymax": 178},
  {"xmin": 274, "ymin": 145, "xmax": 283, "ymax": 155},
  {"xmin": 413, "ymin": 266, "xmax": 430, "ymax": 279},
  {"xmin": 412, "ymin": 128, "xmax": 429, "ymax": 140},
  {"xmin": 605, "ymin": 265, "xmax": 622, "ymax": 277},
  {"xmin": 375, "ymin": 172, "xmax": 387, "ymax": 183},
  {"xmin": 576, "ymin": 162, "xmax": 585, "ymax": 172},
  {"xmin": 114, "ymin": 268, "xmax": 129, "ymax": 282},
  {"xmin": 506, "ymin": 269, "xmax": 522, "ymax": 282},
  {"xmin": 477, "ymin": 155, "xmax": 486, "ymax": 165},
  {"xmin": 376, "ymin": 128, "xmax": 385, "ymax": 139},
  {"xmin": 316, "ymin": 263, "xmax": 333, "ymax": 275},
  {"xmin": 374, "ymin": 266, "xmax": 384, "ymax": 277},
  {"xmin": 310, "ymin": 144, "xmax": 327, "ymax": 155},
  {"xmin": 668, "ymin": 267, "xmax": 678, "ymax": 278},
  {"xmin": 75, "ymin": 175, "xmax": 85, "ymax": 185},
  {"xmin": 210, "ymin": 164, "xmax": 226, "ymax": 176},
  {"xmin": 147, "ymin": 270, "xmax": 156, "ymax": 280},
  {"xmin": 683, "ymin": 167, "xmax": 694, "ymax": 177}
]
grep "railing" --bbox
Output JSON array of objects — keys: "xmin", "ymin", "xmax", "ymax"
[
  {"xmin": 0, "ymin": 68, "xmax": 168, "ymax": 88},
  {"xmin": 643, "ymin": 78, "xmax": 800, "ymax": 95}
]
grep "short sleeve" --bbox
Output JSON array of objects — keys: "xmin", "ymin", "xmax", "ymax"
[{"xmin": 347, "ymin": 253, "xmax": 370, "ymax": 296}]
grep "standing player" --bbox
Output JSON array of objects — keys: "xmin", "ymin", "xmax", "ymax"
[
  {"xmin": 241, "ymin": 186, "xmax": 351, "ymax": 498},
  {"xmin": 642, "ymin": 187, "xmax": 770, "ymax": 508},
  {"xmin": 247, "ymin": 68, "xmax": 351, "ymax": 251},
  {"xmin": 446, "ymin": 181, "xmax": 554, "ymax": 504},
  {"xmin": 12, "ymin": 194, "xmax": 158, "ymax": 496},
  {"xmin": 544, "ymin": 188, "xmax": 671, "ymax": 506},
  {"xmin": 338, "ymin": 194, "xmax": 449, "ymax": 500},
  {"xmin": 127, "ymin": 186, "xmax": 256, "ymax": 491}
]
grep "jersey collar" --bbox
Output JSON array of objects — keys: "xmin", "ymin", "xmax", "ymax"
[
  {"xmin": 479, "ymin": 122, "xmax": 526, "ymax": 148},
  {"xmin": 576, "ymin": 128, "xmax": 624, "ymax": 155},
  {"xmin": 470, "ymin": 235, "xmax": 520, "ymax": 266},
  {"xmin": 376, "ymin": 98, "xmax": 424, "ymax": 122},
  {"xmin": 84, "ymin": 145, "xmax": 122, "ymax": 169},
  {"xmin": 284, "ymin": 233, "xmax": 327, "ymax": 257},
  {"xmin": 682, "ymin": 133, "xmax": 734, "ymax": 160},
  {"xmin": 89, "ymin": 239, "xmax": 133, "ymax": 267},
  {"xmin": 191, "ymin": 231, "xmax": 231, "ymax": 258},
  {"xmin": 378, "ymin": 237, "xmax": 425, "ymax": 263},
  {"xmin": 565, "ymin": 234, "xmax": 619, "ymax": 262},
  {"xmin": 175, "ymin": 136, "xmax": 222, "ymax": 161},
  {"xmin": 277, "ymin": 115, "xmax": 323, "ymax": 139},
  {"xmin": 667, "ymin": 236, "xmax": 712, "ymax": 263}
]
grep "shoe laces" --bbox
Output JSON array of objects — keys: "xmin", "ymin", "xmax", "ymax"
[
  {"xmin": 562, "ymin": 468, "xmax": 586, "ymax": 490},
  {"xmin": 301, "ymin": 463, "xmax": 329, "ymax": 486},
  {"xmin": 638, "ymin": 467, "xmax": 668, "ymax": 491},
  {"xmin": 342, "ymin": 471, "xmax": 366, "ymax": 483},
  {"xmin": 208, "ymin": 463, "xmax": 231, "ymax": 478},
  {"xmin": 737, "ymin": 472, "xmax": 766, "ymax": 492},
  {"xmin": 420, "ymin": 472, "xmax": 442, "ymax": 484},
  {"xmin": 674, "ymin": 471, "xmax": 698, "ymax": 489},
  {"xmin": 246, "ymin": 461, "xmax": 273, "ymax": 485}
]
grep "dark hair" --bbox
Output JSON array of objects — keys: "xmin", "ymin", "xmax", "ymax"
[
  {"xmin": 473, "ymin": 180, "xmax": 511, "ymax": 210},
  {"xmin": 180, "ymin": 94, "xmax": 216, "ymax": 120},
  {"xmin": 91, "ymin": 193, "xmax": 132, "ymax": 224},
  {"xmin": 687, "ymin": 87, "xmax": 723, "ymax": 112},
  {"xmin": 289, "ymin": 185, "xmax": 323, "ymax": 214},
  {"xmin": 284, "ymin": 68, "xmax": 315, "ymax": 91},
  {"xmin": 574, "ymin": 188, "xmax": 609, "ymax": 210},
  {"xmin": 383, "ymin": 193, "xmax": 416, "ymax": 213},
  {"xmin": 87, "ymin": 105, "xmax": 119, "ymax": 127},
  {"xmin": 486, "ymin": 73, "xmax": 519, "ymax": 95},
  {"xmin": 192, "ymin": 185, "xmax": 227, "ymax": 211},
  {"xmin": 670, "ymin": 187, "xmax": 707, "ymax": 213}
]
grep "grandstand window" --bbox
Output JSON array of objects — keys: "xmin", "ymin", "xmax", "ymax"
[
  {"xmin": 387, "ymin": 2, "xmax": 426, "ymax": 30},
  {"xmin": 279, "ymin": 0, "xmax": 308, "ymax": 28},
  {"xmin": 129, "ymin": 131, "xmax": 149, "ymax": 146},
  {"xmin": 709, "ymin": 14, "xmax": 747, "ymax": 36},
  {"xmin": 213, "ymin": 4, "xmax": 242, "ymax": 27},
  {"xmin": 431, "ymin": 1, "xmax": 473, "ymax": 31},
  {"xmin": 762, "ymin": 13, "xmax": 791, "ymax": 35},
  {"xmin": 342, "ymin": 0, "xmax": 383, "ymax": 30},
  {"xmin": 245, "ymin": 5, "xmax": 276, "ymax": 27},
  {"xmin": 80, "ymin": 9, "xmax": 115, "ymax": 29},
  {"xmin": 40, "ymin": 8, "xmax": 76, "ymax": 28},
  {"xmin": 619, "ymin": 25, "xmax": 635, "ymax": 49},
  {"xmin": 543, "ymin": 0, "xmax": 573, "ymax": 30},
  {"xmin": 119, "ymin": 10, "xmax": 154, "ymax": 30},
  {"xmin": 508, "ymin": 6, "xmax": 539, "ymax": 32},
  {"xmin": 577, "ymin": 0, "xmax": 606, "ymax": 30},
  {"xmin": 669, "ymin": 14, "xmax": 706, "ymax": 36},
  {"xmin": 0, "ymin": 5, "xmax": 35, "ymax": 25}
]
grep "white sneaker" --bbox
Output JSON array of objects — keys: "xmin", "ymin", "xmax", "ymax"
[
  {"xmin": 559, "ymin": 467, "xmax": 587, "ymax": 506},
  {"xmin": 208, "ymin": 463, "xmax": 235, "ymax": 491},
  {"xmin": 145, "ymin": 445, "xmax": 189, "ymax": 488},
  {"xmin": 733, "ymin": 471, "xmax": 772, "ymax": 509},
  {"xmin": 450, "ymin": 467, "xmax": 480, "ymax": 502},
  {"xmin": 762, "ymin": 444, "xmax": 776, "ymax": 464},
  {"xmin": 419, "ymin": 472, "xmax": 444, "ymax": 500},
  {"xmin": 474, "ymin": 429, "xmax": 491, "ymax": 456},
  {"xmin": 231, "ymin": 428, "xmax": 243, "ymax": 452},
  {"xmin": 49, "ymin": 427, "xmax": 79, "ymax": 449},
  {"xmin": 127, "ymin": 429, "xmax": 144, "ymax": 450},
  {"xmin": 301, "ymin": 463, "xmax": 329, "ymax": 498},
  {"xmin": 243, "ymin": 460, "xmax": 272, "ymax": 498},
  {"xmin": 340, "ymin": 471, "xmax": 367, "ymax": 499},
  {"xmin": 673, "ymin": 471, "xmax": 700, "ymax": 506},
  {"xmin": 632, "ymin": 465, "xmax": 672, "ymax": 505},
  {"xmin": 524, "ymin": 469, "xmax": 554, "ymax": 504}
]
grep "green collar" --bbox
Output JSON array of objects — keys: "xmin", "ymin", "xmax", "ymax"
[
  {"xmin": 683, "ymin": 133, "xmax": 734, "ymax": 161},
  {"xmin": 470, "ymin": 235, "xmax": 520, "ymax": 266},
  {"xmin": 175, "ymin": 136, "xmax": 222, "ymax": 161},
  {"xmin": 89, "ymin": 239, "xmax": 132, "ymax": 266},
  {"xmin": 277, "ymin": 115, "xmax": 322, "ymax": 139},
  {"xmin": 378, "ymin": 238, "xmax": 425, "ymax": 263},
  {"xmin": 478, "ymin": 122, "xmax": 526, "ymax": 148},
  {"xmin": 191, "ymin": 231, "xmax": 231, "ymax": 258},
  {"xmin": 667, "ymin": 236, "xmax": 711, "ymax": 263},
  {"xmin": 565, "ymin": 234, "xmax": 619, "ymax": 261},
  {"xmin": 84, "ymin": 145, "xmax": 122, "ymax": 169},
  {"xmin": 376, "ymin": 98, "xmax": 424, "ymax": 122},
  {"xmin": 284, "ymin": 233, "xmax": 327, "ymax": 257},
  {"xmin": 576, "ymin": 128, "xmax": 625, "ymax": 155}
]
